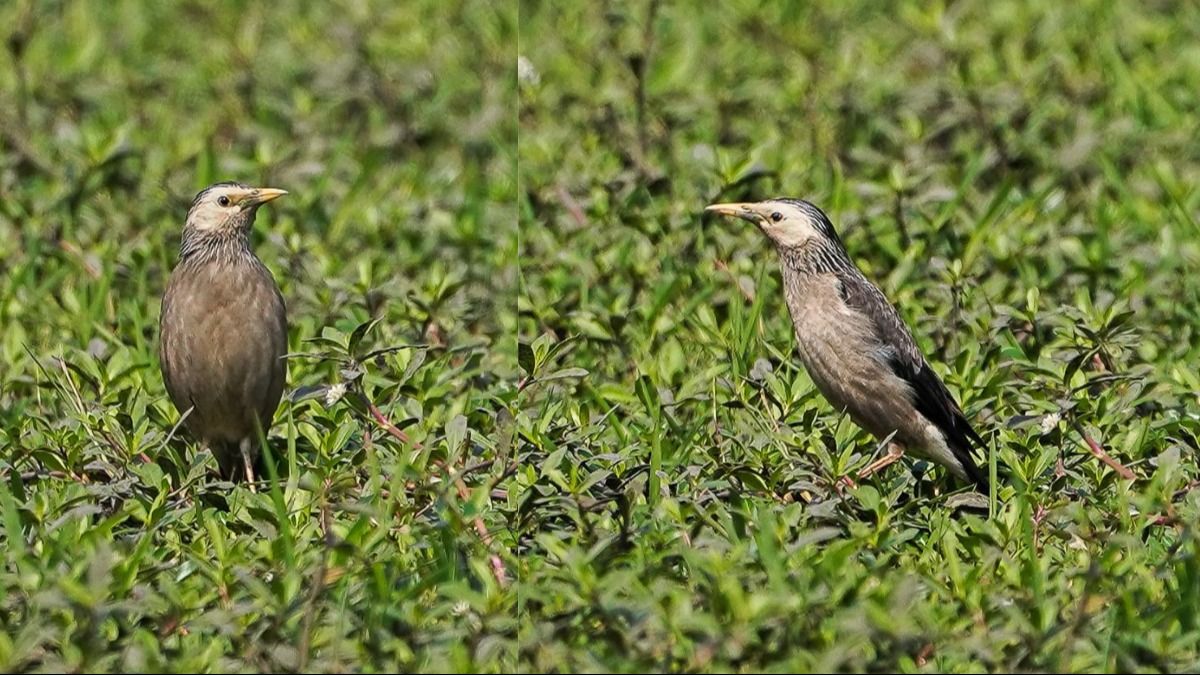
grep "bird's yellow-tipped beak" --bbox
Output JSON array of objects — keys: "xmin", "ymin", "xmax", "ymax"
[
  {"xmin": 246, "ymin": 187, "xmax": 288, "ymax": 207},
  {"xmin": 705, "ymin": 202, "xmax": 758, "ymax": 221}
]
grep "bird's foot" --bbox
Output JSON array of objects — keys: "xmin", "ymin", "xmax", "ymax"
[
  {"xmin": 239, "ymin": 439, "xmax": 258, "ymax": 494},
  {"xmin": 858, "ymin": 443, "xmax": 905, "ymax": 480}
]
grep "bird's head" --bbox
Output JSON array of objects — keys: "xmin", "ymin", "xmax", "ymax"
[
  {"xmin": 705, "ymin": 198, "xmax": 842, "ymax": 250},
  {"xmin": 185, "ymin": 182, "xmax": 288, "ymax": 236}
]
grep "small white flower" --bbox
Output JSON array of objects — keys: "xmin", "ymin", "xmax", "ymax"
[
  {"xmin": 325, "ymin": 383, "xmax": 348, "ymax": 407},
  {"xmin": 517, "ymin": 56, "xmax": 539, "ymax": 86},
  {"xmin": 452, "ymin": 601, "xmax": 471, "ymax": 616},
  {"xmin": 1040, "ymin": 412, "xmax": 1061, "ymax": 434}
]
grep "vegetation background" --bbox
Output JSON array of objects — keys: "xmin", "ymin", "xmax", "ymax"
[
  {"xmin": 0, "ymin": 0, "xmax": 517, "ymax": 671},
  {"xmin": 4, "ymin": 0, "xmax": 1200, "ymax": 672},
  {"xmin": 518, "ymin": 0, "xmax": 1200, "ymax": 671}
]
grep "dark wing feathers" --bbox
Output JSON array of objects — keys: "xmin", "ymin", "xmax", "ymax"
[{"xmin": 837, "ymin": 272, "xmax": 989, "ymax": 487}]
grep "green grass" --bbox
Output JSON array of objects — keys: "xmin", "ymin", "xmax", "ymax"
[
  {"xmin": 1, "ymin": 0, "xmax": 516, "ymax": 671},
  {"xmin": 6, "ymin": 0, "xmax": 1200, "ymax": 672},
  {"xmin": 517, "ymin": 0, "xmax": 1200, "ymax": 671}
]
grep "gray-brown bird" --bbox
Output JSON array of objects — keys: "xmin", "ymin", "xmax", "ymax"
[
  {"xmin": 706, "ymin": 198, "xmax": 988, "ymax": 490},
  {"xmin": 159, "ymin": 181, "xmax": 289, "ymax": 489}
]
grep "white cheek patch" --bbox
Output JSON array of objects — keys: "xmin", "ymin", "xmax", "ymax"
[
  {"xmin": 765, "ymin": 221, "xmax": 818, "ymax": 248},
  {"xmin": 190, "ymin": 203, "xmax": 236, "ymax": 231}
]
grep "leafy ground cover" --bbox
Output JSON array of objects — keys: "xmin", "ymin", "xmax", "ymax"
[
  {"xmin": 1, "ymin": 1, "xmax": 517, "ymax": 671},
  {"xmin": 517, "ymin": 0, "xmax": 1200, "ymax": 671}
]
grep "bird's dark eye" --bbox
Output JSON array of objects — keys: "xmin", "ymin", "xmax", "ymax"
[
  {"xmin": 770, "ymin": 211, "xmax": 783, "ymax": 222},
  {"xmin": 217, "ymin": 196, "xmax": 231, "ymax": 207}
]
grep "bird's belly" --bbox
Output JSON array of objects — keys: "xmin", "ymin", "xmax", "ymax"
[
  {"xmin": 170, "ymin": 311, "xmax": 283, "ymax": 436},
  {"xmin": 787, "ymin": 279, "xmax": 920, "ymax": 444},
  {"xmin": 160, "ymin": 265, "xmax": 287, "ymax": 443},
  {"xmin": 797, "ymin": 334, "xmax": 911, "ymax": 430}
]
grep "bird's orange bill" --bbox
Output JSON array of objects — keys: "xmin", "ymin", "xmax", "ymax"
[
  {"xmin": 705, "ymin": 202, "xmax": 758, "ymax": 220},
  {"xmin": 245, "ymin": 187, "xmax": 288, "ymax": 206}
]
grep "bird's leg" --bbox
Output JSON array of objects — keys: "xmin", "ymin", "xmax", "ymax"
[
  {"xmin": 239, "ymin": 438, "xmax": 257, "ymax": 493},
  {"xmin": 858, "ymin": 442, "xmax": 906, "ymax": 479}
]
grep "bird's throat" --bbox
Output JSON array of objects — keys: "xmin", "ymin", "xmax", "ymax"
[{"xmin": 179, "ymin": 227, "xmax": 255, "ymax": 266}]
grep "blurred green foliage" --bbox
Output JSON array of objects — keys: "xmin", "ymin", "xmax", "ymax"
[
  {"xmin": 1, "ymin": 0, "xmax": 516, "ymax": 671},
  {"xmin": 518, "ymin": 0, "xmax": 1200, "ymax": 671}
]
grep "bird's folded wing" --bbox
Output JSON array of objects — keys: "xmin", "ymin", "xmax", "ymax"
[{"xmin": 836, "ymin": 272, "xmax": 988, "ymax": 460}]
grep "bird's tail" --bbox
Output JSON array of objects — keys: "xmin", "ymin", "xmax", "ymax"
[{"xmin": 951, "ymin": 423, "xmax": 991, "ymax": 492}]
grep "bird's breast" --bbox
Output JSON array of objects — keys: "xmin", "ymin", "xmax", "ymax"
[
  {"xmin": 159, "ymin": 258, "xmax": 288, "ymax": 442},
  {"xmin": 781, "ymin": 272, "xmax": 916, "ymax": 435}
]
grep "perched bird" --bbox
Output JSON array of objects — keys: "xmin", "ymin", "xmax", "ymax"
[
  {"xmin": 705, "ymin": 198, "xmax": 989, "ymax": 490},
  {"xmin": 159, "ymin": 182, "xmax": 290, "ymax": 489}
]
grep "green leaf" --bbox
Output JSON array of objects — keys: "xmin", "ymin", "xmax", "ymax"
[
  {"xmin": 635, "ymin": 374, "xmax": 660, "ymax": 416},
  {"xmin": 537, "ymin": 367, "xmax": 588, "ymax": 383},
  {"xmin": 519, "ymin": 341, "xmax": 535, "ymax": 375}
]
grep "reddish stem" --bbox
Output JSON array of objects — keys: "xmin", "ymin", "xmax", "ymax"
[
  {"xmin": 366, "ymin": 400, "xmax": 422, "ymax": 449},
  {"xmin": 366, "ymin": 395, "xmax": 508, "ymax": 587},
  {"xmin": 1082, "ymin": 432, "xmax": 1135, "ymax": 480}
]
